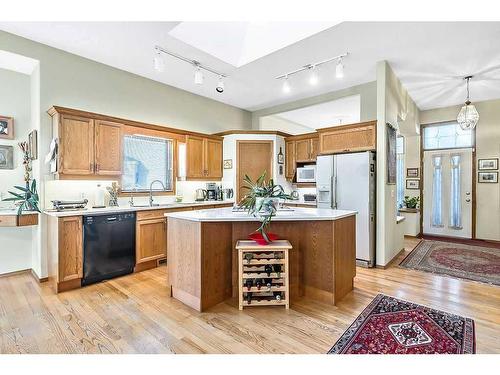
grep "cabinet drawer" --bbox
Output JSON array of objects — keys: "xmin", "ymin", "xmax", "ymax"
[
  {"xmin": 137, "ymin": 209, "xmax": 168, "ymax": 221},
  {"xmin": 0, "ymin": 215, "xmax": 17, "ymax": 227}
]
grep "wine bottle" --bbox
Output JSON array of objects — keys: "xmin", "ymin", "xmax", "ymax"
[
  {"xmin": 274, "ymin": 292, "xmax": 282, "ymax": 301},
  {"xmin": 244, "ymin": 253, "xmax": 254, "ymax": 264},
  {"xmin": 246, "ymin": 292, "xmax": 252, "ymax": 304},
  {"xmin": 266, "ymin": 278, "xmax": 272, "ymax": 290},
  {"xmin": 245, "ymin": 279, "xmax": 253, "ymax": 290},
  {"xmin": 273, "ymin": 251, "xmax": 282, "ymax": 259},
  {"xmin": 256, "ymin": 279, "xmax": 262, "ymax": 290},
  {"xmin": 273, "ymin": 264, "xmax": 281, "ymax": 278},
  {"xmin": 264, "ymin": 264, "xmax": 273, "ymax": 276}
]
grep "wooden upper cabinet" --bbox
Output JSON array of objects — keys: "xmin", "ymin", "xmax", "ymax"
[
  {"xmin": 186, "ymin": 135, "xmax": 206, "ymax": 178},
  {"xmin": 94, "ymin": 120, "xmax": 122, "ymax": 175},
  {"xmin": 205, "ymin": 138, "xmax": 223, "ymax": 179},
  {"xmin": 59, "ymin": 115, "xmax": 95, "ymax": 175},
  {"xmin": 318, "ymin": 121, "xmax": 377, "ymax": 155},
  {"xmin": 285, "ymin": 140, "xmax": 296, "ymax": 180},
  {"xmin": 295, "ymin": 139, "xmax": 311, "ymax": 162},
  {"xmin": 186, "ymin": 135, "xmax": 223, "ymax": 180},
  {"xmin": 310, "ymin": 138, "xmax": 319, "ymax": 160},
  {"xmin": 58, "ymin": 216, "xmax": 83, "ymax": 282}
]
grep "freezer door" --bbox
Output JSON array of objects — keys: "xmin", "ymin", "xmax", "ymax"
[
  {"xmin": 316, "ymin": 155, "xmax": 334, "ymax": 208},
  {"xmin": 334, "ymin": 151, "xmax": 374, "ymax": 265}
]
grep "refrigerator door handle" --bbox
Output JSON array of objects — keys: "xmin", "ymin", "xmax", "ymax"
[{"xmin": 331, "ymin": 176, "xmax": 337, "ymax": 209}]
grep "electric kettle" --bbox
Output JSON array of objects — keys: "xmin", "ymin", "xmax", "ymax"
[{"xmin": 195, "ymin": 189, "xmax": 207, "ymax": 201}]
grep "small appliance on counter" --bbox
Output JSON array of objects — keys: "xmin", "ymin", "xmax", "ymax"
[
  {"xmin": 222, "ymin": 188, "xmax": 234, "ymax": 200},
  {"xmin": 303, "ymin": 194, "xmax": 317, "ymax": 203},
  {"xmin": 51, "ymin": 199, "xmax": 89, "ymax": 211},
  {"xmin": 195, "ymin": 188, "xmax": 207, "ymax": 201},
  {"xmin": 206, "ymin": 183, "xmax": 217, "ymax": 201}
]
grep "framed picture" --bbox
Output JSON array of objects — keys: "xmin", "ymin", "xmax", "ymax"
[
  {"xmin": 478, "ymin": 171, "xmax": 498, "ymax": 183},
  {"xmin": 406, "ymin": 168, "xmax": 419, "ymax": 178},
  {"xmin": 406, "ymin": 179, "xmax": 420, "ymax": 190},
  {"xmin": 28, "ymin": 129, "xmax": 38, "ymax": 160},
  {"xmin": 223, "ymin": 159, "xmax": 233, "ymax": 169},
  {"xmin": 478, "ymin": 158, "xmax": 498, "ymax": 170},
  {"xmin": 386, "ymin": 123, "xmax": 397, "ymax": 184},
  {"xmin": 0, "ymin": 116, "xmax": 14, "ymax": 140},
  {"xmin": 279, "ymin": 165, "xmax": 283, "ymax": 175},
  {"xmin": 277, "ymin": 147, "xmax": 284, "ymax": 164},
  {"xmin": 0, "ymin": 145, "xmax": 14, "ymax": 169}
]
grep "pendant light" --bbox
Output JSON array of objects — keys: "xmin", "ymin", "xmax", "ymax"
[{"xmin": 457, "ymin": 75, "xmax": 479, "ymax": 130}]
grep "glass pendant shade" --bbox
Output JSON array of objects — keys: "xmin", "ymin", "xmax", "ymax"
[{"xmin": 457, "ymin": 101, "xmax": 479, "ymax": 130}]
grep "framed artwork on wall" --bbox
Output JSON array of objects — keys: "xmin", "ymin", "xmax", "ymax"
[
  {"xmin": 478, "ymin": 158, "xmax": 498, "ymax": 170},
  {"xmin": 478, "ymin": 171, "xmax": 498, "ymax": 183},
  {"xmin": 0, "ymin": 145, "xmax": 14, "ymax": 169},
  {"xmin": 0, "ymin": 116, "xmax": 14, "ymax": 140},
  {"xmin": 386, "ymin": 123, "xmax": 397, "ymax": 185},
  {"xmin": 406, "ymin": 168, "xmax": 419, "ymax": 178},
  {"xmin": 406, "ymin": 179, "xmax": 420, "ymax": 190},
  {"xmin": 223, "ymin": 159, "xmax": 233, "ymax": 169}
]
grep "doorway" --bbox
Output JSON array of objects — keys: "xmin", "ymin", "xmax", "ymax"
[
  {"xmin": 423, "ymin": 148, "xmax": 473, "ymax": 238},
  {"xmin": 236, "ymin": 140, "xmax": 273, "ymax": 202}
]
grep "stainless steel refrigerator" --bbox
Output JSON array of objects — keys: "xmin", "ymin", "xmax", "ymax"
[{"xmin": 316, "ymin": 151, "xmax": 376, "ymax": 267}]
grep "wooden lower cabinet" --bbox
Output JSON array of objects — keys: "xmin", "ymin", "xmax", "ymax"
[
  {"xmin": 47, "ymin": 215, "xmax": 83, "ymax": 293},
  {"xmin": 136, "ymin": 218, "xmax": 167, "ymax": 264}
]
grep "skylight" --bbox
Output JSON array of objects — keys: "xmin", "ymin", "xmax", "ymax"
[{"xmin": 168, "ymin": 22, "xmax": 338, "ymax": 67}]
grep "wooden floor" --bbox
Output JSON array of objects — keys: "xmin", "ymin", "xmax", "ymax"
[{"xmin": 1, "ymin": 237, "xmax": 499, "ymax": 354}]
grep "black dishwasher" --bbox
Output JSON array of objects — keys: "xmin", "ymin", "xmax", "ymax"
[{"xmin": 82, "ymin": 212, "xmax": 136, "ymax": 286}]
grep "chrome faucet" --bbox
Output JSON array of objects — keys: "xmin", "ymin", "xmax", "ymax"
[
  {"xmin": 129, "ymin": 187, "xmax": 137, "ymax": 207},
  {"xmin": 149, "ymin": 180, "xmax": 166, "ymax": 206}
]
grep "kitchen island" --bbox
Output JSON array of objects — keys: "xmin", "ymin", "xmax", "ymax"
[{"xmin": 165, "ymin": 207, "xmax": 357, "ymax": 312}]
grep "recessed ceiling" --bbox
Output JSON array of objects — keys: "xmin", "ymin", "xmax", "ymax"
[
  {"xmin": 1, "ymin": 22, "xmax": 500, "ymax": 111},
  {"xmin": 274, "ymin": 95, "xmax": 361, "ymax": 130},
  {"xmin": 168, "ymin": 22, "xmax": 338, "ymax": 68}
]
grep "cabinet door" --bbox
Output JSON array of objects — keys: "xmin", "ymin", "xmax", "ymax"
[
  {"xmin": 95, "ymin": 120, "xmax": 122, "ymax": 175},
  {"xmin": 205, "ymin": 138, "xmax": 223, "ymax": 179},
  {"xmin": 319, "ymin": 122, "xmax": 376, "ymax": 154},
  {"xmin": 285, "ymin": 140, "xmax": 296, "ymax": 180},
  {"xmin": 136, "ymin": 218, "xmax": 167, "ymax": 263},
  {"xmin": 59, "ymin": 115, "xmax": 94, "ymax": 175},
  {"xmin": 58, "ymin": 216, "xmax": 83, "ymax": 282},
  {"xmin": 295, "ymin": 139, "xmax": 311, "ymax": 162},
  {"xmin": 310, "ymin": 138, "xmax": 319, "ymax": 160},
  {"xmin": 186, "ymin": 135, "xmax": 206, "ymax": 178}
]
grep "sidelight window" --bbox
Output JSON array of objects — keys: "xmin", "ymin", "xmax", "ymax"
[
  {"xmin": 449, "ymin": 154, "xmax": 462, "ymax": 229},
  {"xmin": 431, "ymin": 155, "xmax": 443, "ymax": 227}
]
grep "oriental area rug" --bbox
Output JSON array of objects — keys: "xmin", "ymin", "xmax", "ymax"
[
  {"xmin": 400, "ymin": 240, "xmax": 500, "ymax": 286},
  {"xmin": 328, "ymin": 294, "xmax": 475, "ymax": 354}
]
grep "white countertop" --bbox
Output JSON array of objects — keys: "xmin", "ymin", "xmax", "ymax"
[
  {"xmin": 0, "ymin": 209, "xmax": 39, "ymax": 216},
  {"xmin": 43, "ymin": 200, "xmax": 234, "ymax": 217},
  {"xmin": 165, "ymin": 207, "xmax": 356, "ymax": 222}
]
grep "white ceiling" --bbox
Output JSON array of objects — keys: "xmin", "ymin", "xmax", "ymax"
[
  {"xmin": 1, "ymin": 22, "xmax": 500, "ymax": 111},
  {"xmin": 274, "ymin": 95, "xmax": 361, "ymax": 130}
]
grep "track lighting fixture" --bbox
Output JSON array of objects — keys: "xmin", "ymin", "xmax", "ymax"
[
  {"xmin": 194, "ymin": 65, "xmax": 204, "ymax": 85},
  {"xmin": 335, "ymin": 57, "xmax": 344, "ymax": 79},
  {"xmin": 216, "ymin": 76, "xmax": 225, "ymax": 93},
  {"xmin": 282, "ymin": 76, "xmax": 291, "ymax": 94},
  {"xmin": 275, "ymin": 52, "xmax": 348, "ymax": 94},
  {"xmin": 308, "ymin": 65, "xmax": 318, "ymax": 85},
  {"xmin": 153, "ymin": 45, "xmax": 227, "ymax": 91},
  {"xmin": 153, "ymin": 50, "xmax": 165, "ymax": 72}
]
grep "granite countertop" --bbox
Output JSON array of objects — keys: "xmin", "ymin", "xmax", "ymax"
[
  {"xmin": 43, "ymin": 200, "xmax": 234, "ymax": 217},
  {"xmin": 165, "ymin": 207, "xmax": 357, "ymax": 222}
]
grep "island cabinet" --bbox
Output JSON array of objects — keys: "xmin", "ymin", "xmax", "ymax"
[
  {"xmin": 49, "ymin": 107, "xmax": 123, "ymax": 178},
  {"xmin": 186, "ymin": 135, "xmax": 223, "ymax": 180},
  {"xmin": 318, "ymin": 121, "xmax": 376, "ymax": 155},
  {"xmin": 47, "ymin": 215, "xmax": 83, "ymax": 293}
]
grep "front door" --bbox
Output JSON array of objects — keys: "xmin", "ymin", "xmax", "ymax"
[{"xmin": 423, "ymin": 148, "xmax": 473, "ymax": 238}]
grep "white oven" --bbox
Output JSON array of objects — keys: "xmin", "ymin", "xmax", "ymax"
[{"xmin": 296, "ymin": 166, "xmax": 316, "ymax": 183}]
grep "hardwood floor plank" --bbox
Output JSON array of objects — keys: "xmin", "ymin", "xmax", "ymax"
[{"xmin": 0, "ymin": 237, "xmax": 498, "ymax": 354}]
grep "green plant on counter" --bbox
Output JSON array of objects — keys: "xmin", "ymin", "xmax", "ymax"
[
  {"xmin": 239, "ymin": 171, "xmax": 291, "ymax": 243},
  {"xmin": 404, "ymin": 195, "xmax": 420, "ymax": 209},
  {"xmin": 2, "ymin": 179, "xmax": 41, "ymax": 216}
]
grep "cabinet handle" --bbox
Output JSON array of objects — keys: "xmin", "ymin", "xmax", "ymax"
[{"xmin": 96, "ymin": 163, "xmax": 99, "ymax": 173}]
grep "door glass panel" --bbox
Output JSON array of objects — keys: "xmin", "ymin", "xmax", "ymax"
[
  {"xmin": 449, "ymin": 154, "xmax": 462, "ymax": 229},
  {"xmin": 423, "ymin": 122, "xmax": 474, "ymax": 150},
  {"xmin": 431, "ymin": 155, "xmax": 443, "ymax": 227}
]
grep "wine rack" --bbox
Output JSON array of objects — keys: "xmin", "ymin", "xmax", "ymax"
[{"xmin": 236, "ymin": 239, "xmax": 291, "ymax": 310}]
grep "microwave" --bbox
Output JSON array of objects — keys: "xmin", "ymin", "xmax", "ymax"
[{"xmin": 296, "ymin": 166, "xmax": 316, "ymax": 183}]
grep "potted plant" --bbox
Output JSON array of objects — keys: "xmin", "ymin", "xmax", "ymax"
[
  {"xmin": 403, "ymin": 195, "xmax": 420, "ymax": 210},
  {"xmin": 239, "ymin": 171, "xmax": 291, "ymax": 244},
  {"xmin": 3, "ymin": 179, "xmax": 41, "ymax": 215}
]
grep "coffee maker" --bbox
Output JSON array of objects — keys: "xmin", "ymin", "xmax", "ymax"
[{"xmin": 206, "ymin": 183, "xmax": 217, "ymax": 201}]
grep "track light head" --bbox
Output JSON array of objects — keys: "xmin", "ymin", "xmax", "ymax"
[
  {"xmin": 216, "ymin": 76, "xmax": 225, "ymax": 93},
  {"xmin": 308, "ymin": 65, "xmax": 318, "ymax": 85},
  {"xmin": 153, "ymin": 50, "xmax": 165, "ymax": 72},
  {"xmin": 282, "ymin": 76, "xmax": 291, "ymax": 94},
  {"xmin": 336, "ymin": 58, "xmax": 344, "ymax": 79},
  {"xmin": 194, "ymin": 65, "xmax": 204, "ymax": 85}
]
